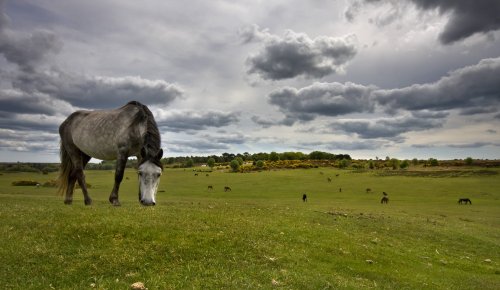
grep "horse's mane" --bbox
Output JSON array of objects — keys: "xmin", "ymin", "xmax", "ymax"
[{"xmin": 126, "ymin": 101, "xmax": 163, "ymax": 169}]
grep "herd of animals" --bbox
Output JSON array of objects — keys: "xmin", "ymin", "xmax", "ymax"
[{"xmin": 195, "ymin": 170, "xmax": 473, "ymax": 205}]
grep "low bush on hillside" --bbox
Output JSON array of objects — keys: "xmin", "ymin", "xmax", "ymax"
[
  {"xmin": 12, "ymin": 180, "xmax": 39, "ymax": 186},
  {"xmin": 42, "ymin": 180, "xmax": 58, "ymax": 187}
]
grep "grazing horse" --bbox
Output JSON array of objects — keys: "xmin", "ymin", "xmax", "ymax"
[
  {"xmin": 327, "ymin": 177, "xmax": 332, "ymax": 182},
  {"xmin": 381, "ymin": 196, "xmax": 389, "ymax": 204},
  {"xmin": 366, "ymin": 188, "xmax": 372, "ymax": 193},
  {"xmin": 224, "ymin": 186, "xmax": 232, "ymax": 192},
  {"xmin": 207, "ymin": 185, "xmax": 214, "ymax": 191},
  {"xmin": 302, "ymin": 193, "xmax": 307, "ymax": 202},
  {"xmin": 58, "ymin": 101, "xmax": 163, "ymax": 206},
  {"xmin": 458, "ymin": 198, "xmax": 472, "ymax": 205}
]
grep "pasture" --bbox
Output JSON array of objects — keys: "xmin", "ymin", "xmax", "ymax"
[{"xmin": 0, "ymin": 167, "xmax": 499, "ymax": 289}]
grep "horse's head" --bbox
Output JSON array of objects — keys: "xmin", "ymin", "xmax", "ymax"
[{"xmin": 138, "ymin": 147, "xmax": 163, "ymax": 206}]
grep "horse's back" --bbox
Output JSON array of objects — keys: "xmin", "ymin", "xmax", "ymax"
[{"xmin": 61, "ymin": 104, "xmax": 146, "ymax": 160}]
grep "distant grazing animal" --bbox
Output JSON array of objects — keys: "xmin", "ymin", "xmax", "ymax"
[
  {"xmin": 366, "ymin": 188, "xmax": 372, "ymax": 193},
  {"xmin": 458, "ymin": 198, "xmax": 471, "ymax": 205},
  {"xmin": 339, "ymin": 187, "xmax": 342, "ymax": 192},
  {"xmin": 207, "ymin": 185, "xmax": 214, "ymax": 191},
  {"xmin": 194, "ymin": 173, "xmax": 198, "ymax": 176},
  {"xmin": 381, "ymin": 196, "xmax": 389, "ymax": 204},
  {"xmin": 319, "ymin": 172, "xmax": 324, "ymax": 175},
  {"xmin": 58, "ymin": 101, "xmax": 163, "ymax": 206},
  {"xmin": 224, "ymin": 186, "xmax": 232, "ymax": 192},
  {"xmin": 335, "ymin": 174, "xmax": 340, "ymax": 177},
  {"xmin": 302, "ymin": 193, "xmax": 307, "ymax": 202},
  {"xmin": 327, "ymin": 177, "xmax": 332, "ymax": 182},
  {"xmin": 206, "ymin": 174, "xmax": 209, "ymax": 177}
]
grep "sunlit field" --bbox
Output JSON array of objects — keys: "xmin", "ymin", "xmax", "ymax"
[{"xmin": 1, "ymin": 167, "xmax": 499, "ymax": 289}]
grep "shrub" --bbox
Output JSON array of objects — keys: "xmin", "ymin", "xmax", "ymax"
[
  {"xmin": 43, "ymin": 180, "xmax": 58, "ymax": 187},
  {"xmin": 12, "ymin": 180, "xmax": 39, "ymax": 186},
  {"xmin": 256, "ymin": 160, "xmax": 264, "ymax": 168},
  {"xmin": 207, "ymin": 158, "xmax": 215, "ymax": 168},
  {"xmin": 230, "ymin": 159, "xmax": 240, "ymax": 172}
]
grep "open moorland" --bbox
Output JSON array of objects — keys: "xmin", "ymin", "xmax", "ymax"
[{"xmin": 0, "ymin": 166, "xmax": 499, "ymax": 289}]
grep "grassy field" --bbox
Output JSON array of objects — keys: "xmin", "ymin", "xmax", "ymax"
[{"xmin": 0, "ymin": 167, "xmax": 499, "ymax": 289}]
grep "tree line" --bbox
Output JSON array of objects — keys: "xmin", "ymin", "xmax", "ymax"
[{"xmin": 163, "ymin": 151, "xmax": 352, "ymax": 167}]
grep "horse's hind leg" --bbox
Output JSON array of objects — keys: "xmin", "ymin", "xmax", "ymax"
[
  {"xmin": 67, "ymin": 145, "xmax": 92, "ymax": 205},
  {"xmin": 78, "ymin": 153, "xmax": 92, "ymax": 205},
  {"xmin": 64, "ymin": 175, "xmax": 77, "ymax": 205}
]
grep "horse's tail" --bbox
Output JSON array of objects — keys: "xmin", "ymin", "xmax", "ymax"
[{"xmin": 57, "ymin": 141, "xmax": 73, "ymax": 196}]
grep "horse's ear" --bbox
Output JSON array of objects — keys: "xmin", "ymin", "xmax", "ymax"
[
  {"xmin": 141, "ymin": 147, "xmax": 147, "ymax": 159},
  {"xmin": 156, "ymin": 149, "xmax": 163, "ymax": 159}
]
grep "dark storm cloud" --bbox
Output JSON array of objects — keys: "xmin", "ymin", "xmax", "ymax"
[
  {"xmin": 244, "ymin": 25, "xmax": 357, "ymax": 80},
  {"xmin": 251, "ymin": 115, "xmax": 297, "ymax": 128},
  {"xmin": 0, "ymin": 89, "xmax": 74, "ymax": 116},
  {"xmin": 266, "ymin": 82, "xmax": 375, "ymax": 123},
  {"xmin": 0, "ymin": 129, "xmax": 59, "ymax": 152},
  {"xmin": 1, "ymin": 1, "xmax": 182, "ymax": 111},
  {"xmin": 0, "ymin": 2, "xmax": 62, "ymax": 73},
  {"xmin": 166, "ymin": 140, "xmax": 230, "ymax": 153},
  {"xmin": 0, "ymin": 29, "xmax": 62, "ymax": 73},
  {"xmin": 205, "ymin": 133, "xmax": 247, "ymax": 145},
  {"xmin": 410, "ymin": 0, "xmax": 500, "ymax": 44},
  {"xmin": 0, "ymin": 113, "xmax": 62, "ymax": 132},
  {"xmin": 348, "ymin": 0, "xmax": 500, "ymax": 44},
  {"xmin": 301, "ymin": 140, "xmax": 387, "ymax": 151},
  {"xmin": 375, "ymin": 57, "xmax": 500, "ymax": 114},
  {"xmin": 327, "ymin": 114, "xmax": 444, "ymax": 139},
  {"xmin": 11, "ymin": 68, "xmax": 184, "ymax": 109},
  {"xmin": 157, "ymin": 110, "xmax": 240, "ymax": 133}
]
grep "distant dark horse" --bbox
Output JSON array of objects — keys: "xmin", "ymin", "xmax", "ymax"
[
  {"xmin": 381, "ymin": 196, "xmax": 389, "ymax": 204},
  {"xmin": 458, "ymin": 198, "xmax": 472, "ymax": 205},
  {"xmin": 58, "ymin": 101, "xmax": 163, "ymax": 206},
  {"xmin": 302, "ymin": 193, "xmax": 307, "ymax": 202}
]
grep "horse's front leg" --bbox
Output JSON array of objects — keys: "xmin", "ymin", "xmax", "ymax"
[{"xmin": 109, "ymin": 153, "xmax": 128, "ymax": 206}]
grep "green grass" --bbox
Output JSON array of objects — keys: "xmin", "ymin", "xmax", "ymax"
[{"xmin": 0, "ymin": 167, "xmax": 499, "ymax": 289}]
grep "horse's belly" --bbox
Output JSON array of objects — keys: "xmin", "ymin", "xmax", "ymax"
[{"xmin": 73, "ymin": 137, "xmax": 119, "ymax": 160}]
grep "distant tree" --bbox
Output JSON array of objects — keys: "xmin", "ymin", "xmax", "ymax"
[
  {"xmin": 390, "ymin": 158, "xmax": 400, "ymax": 170},
  {"xmin": 230, "ymin": 159, "xmax": 240, "ymax": 172},
  {"xmin": 428, "ymin": 158, "xmax": 439, "ymax": 167},
  {"xmin": 185, "ymin": 158, "xmax": 194, "ymax": 168},
  {"xmin": 465, "ymin": 157, "xmax": 474, "ymax": 166},
  {"xmin": 412, "ymin": 158, "xmax": 419, "ymax": 166},
  {"xmin": 400, "ymin": 160, "xmax": 410, "ymax": 169},
  {"xmin": 338, "ymin": 159, "xmax": 350, "ymax": 169},
  {"xmin": 236, "ymin": 157, "xmax": 244, "ymax": 166},
  {"xmin": 256, "ymin": 160, "xmax": 264, "ymax": 168},
  {"xmin": 207, "ymin": 157, "xmax": 215, "ymax": 168},
  {"xmin": 269, "ymin": 151, "xmax": 280, "ymax": 162},
  {"xmin": 368, "ymin": 160, "xmax": 375, "ymax": 169}
]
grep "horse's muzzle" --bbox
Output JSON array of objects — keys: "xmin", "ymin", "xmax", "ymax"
[{"xmin": 140, "ymin": 200, "xmax": 156, "ymax": 206}]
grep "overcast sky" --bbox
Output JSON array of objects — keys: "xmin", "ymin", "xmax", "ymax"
[{"xmin": 1, "ymin": 0, "xmax": 499, "ymax": 162}]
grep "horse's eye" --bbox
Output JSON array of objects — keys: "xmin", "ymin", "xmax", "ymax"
[
  {"xmin": 138, "ymin": 172, "xmax": 143, "ymax": 176},
  {"xmin": 156, "ymin": 173, "xmax": 161, "ymax": 178}
]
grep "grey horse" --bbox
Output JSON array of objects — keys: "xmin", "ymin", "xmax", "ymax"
[{"xmin": 58, "ymin": 101, "xmax": 163, "ymax": 206}]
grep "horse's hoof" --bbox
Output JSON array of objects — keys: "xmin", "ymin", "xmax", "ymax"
[
  {"xmin": 84, "ymin": 199, "xmax": 92, "ymax": 206},
  {"xmin": 64, "ymin": 200, "xmax": 72, "ymax": 205},
  {"xmin": 111, "ymin": 200, "xmax": 121, "ymax": 206}
]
